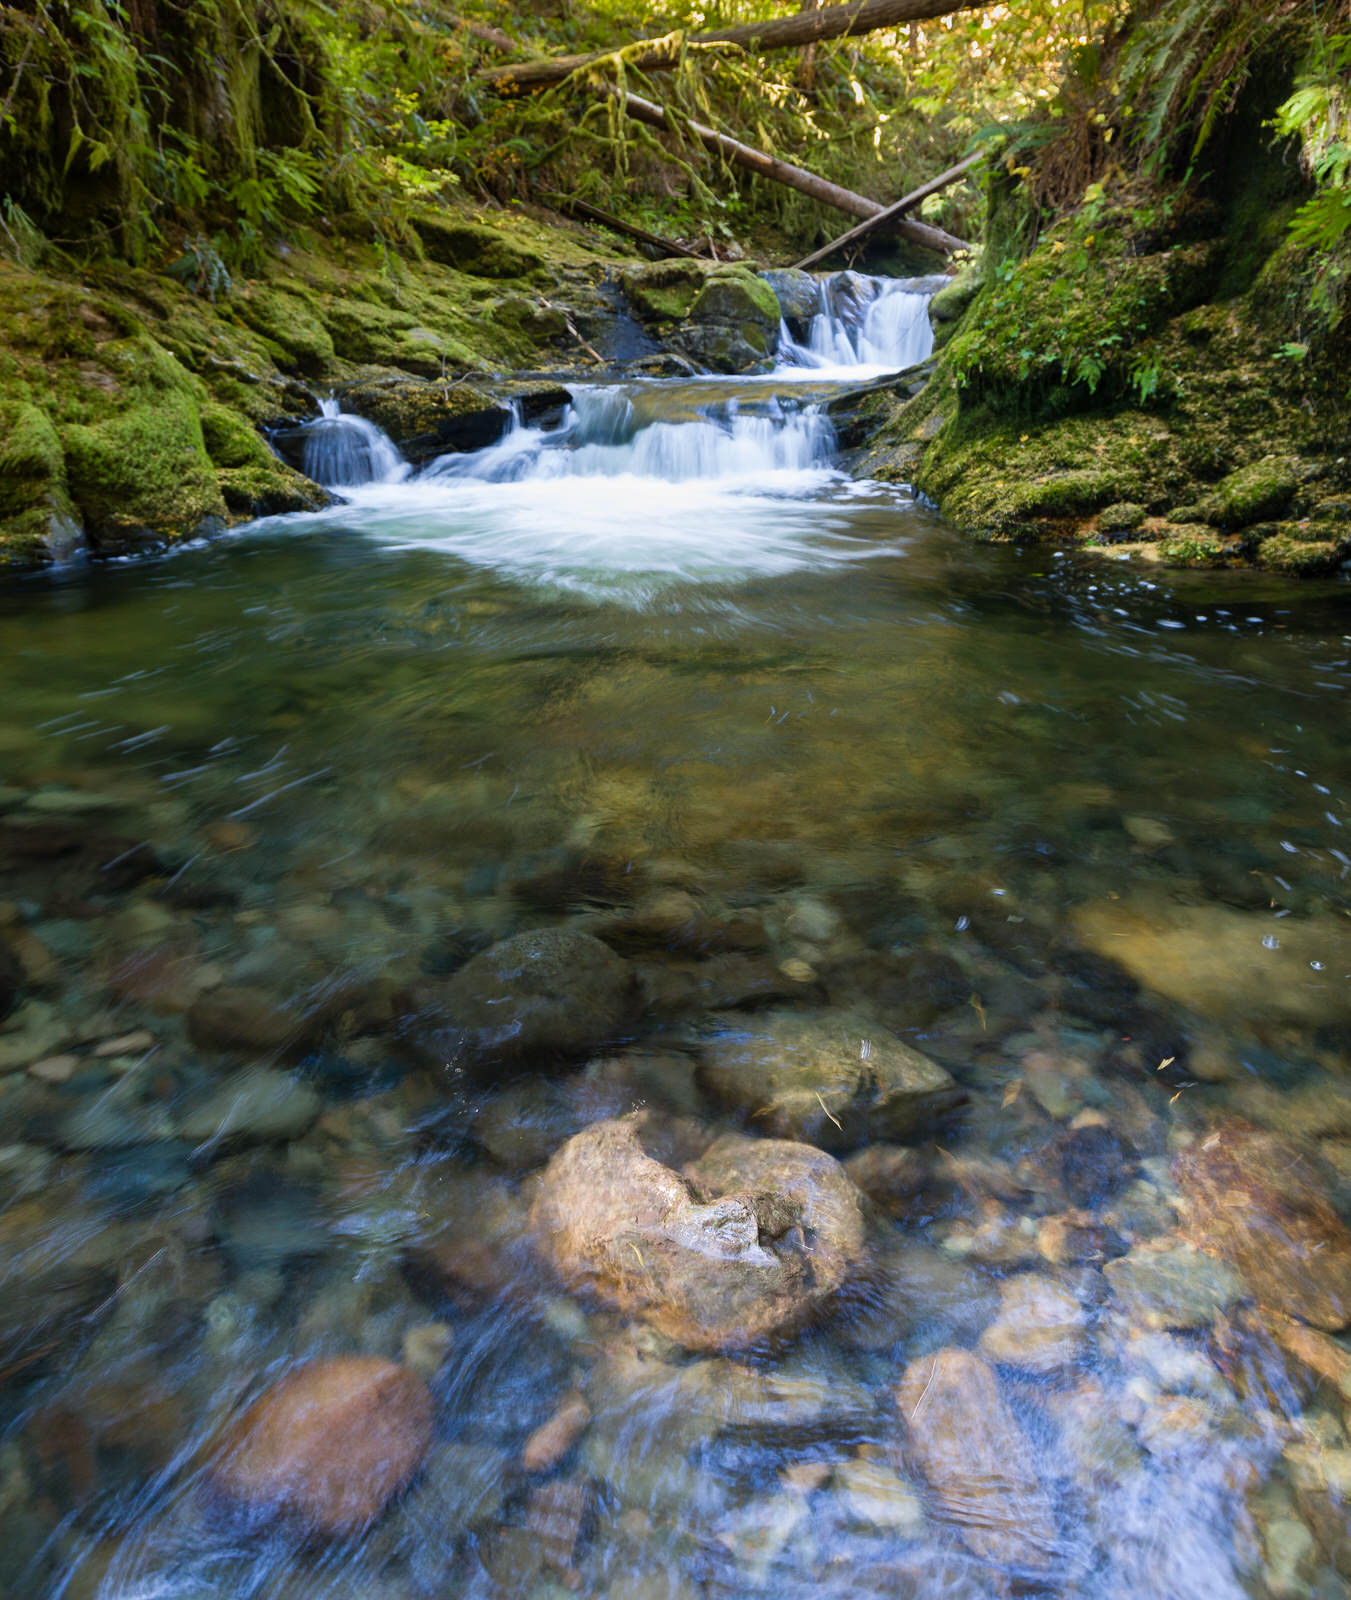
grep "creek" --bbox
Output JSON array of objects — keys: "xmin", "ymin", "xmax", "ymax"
[{"xmin": 1, "ymin": 271, "xmax": 1350, "ymax": 1600}]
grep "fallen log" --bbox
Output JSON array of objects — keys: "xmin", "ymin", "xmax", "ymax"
[
  {"xmin": 481, "ymin": 0, "xmax": 992, "ymax": 92},
  {"xmin": 621, "ymin": 92, "xmax": 969, "ymax": 256},
  {"xmin": 542, "ymin": 193, "xmax": 708, "ymax": 259},
  {"xmin": 792, "ymin": 150, "xmax": 981, "ymax": 268}
]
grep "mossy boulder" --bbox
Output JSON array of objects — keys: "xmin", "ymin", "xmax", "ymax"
[
  {"xmin": 620, "ymin": 260, "xmax": 713, "ymax": 323},
  {"xmin": 58, "ymin": 334, "xmax": 227, "ymax": 551},
  {"xmin": 1196, "ymin": 455, "xmax": 1299, "ymax": 527},
  {"xmin": 1097, "ymin": 501, "xmax": 1147, "ymax": 534},
  {"xmin": 928, "ymin": 270, "xmax": 980, "ymax": 326},
  {"xmin": 412, "ymin": 216, "xmax": 544, "ymax": 280},
  {"xmin": 0, "ymin": 399, "xmax": 82, "ymax": 562},
  {"xmin": 928, "ymin": 269, "xmax": 980, "ymax": 351},
  {"xmin": 200, "ymin": 401, "xmax": 330, "ymax": 518},
  {"xmin": 233, "ymin": 287, "xmax": 335, "ymax": 374},
  {"xmin": 1256, "ymin": 535, "xmax": 1346, "ymax": 575},
  {"xmin": 1156, "ymin": 526, "xmax": 1232, "ymax": 567},
  {"xmin": 678, "ymin": 268, "xmax": 782, "ymax": 374}
]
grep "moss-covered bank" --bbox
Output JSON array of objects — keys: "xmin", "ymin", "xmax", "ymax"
[{"xmin": 0, "ymin": 208, "xmax": 629, "ymax": 567}]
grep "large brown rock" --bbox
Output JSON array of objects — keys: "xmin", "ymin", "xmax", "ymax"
[
  {"xmin": 210, "ymin": 1357, "xmax": 433, "ymax": 1534},
  {"xmin": 897, "ymin": 1348, "xmax": 1056, "ymax": 1571},
  {"xmin": 697, "ymin": 1011, "xmax": 963, "ymax": 1151},
  {"xmin": 1172, "ymin": 1121, "xmax": 1351, "ymax": 1331},
  {"xmin": 531, "ymin": 1115, "xmax": 866, "ymax": 1352}
]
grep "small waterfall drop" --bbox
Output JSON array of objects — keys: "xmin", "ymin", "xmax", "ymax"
[
  {"xmin": 302, "ymin": 398, "xmax": 407, "ymax": 488},
  {"xmin": 777, "ymin": 272, "xmax": 945, "ymax": 373},
  {"xmin": 423, "ymin": 387, "xmax": 837, "ymax": 488}
]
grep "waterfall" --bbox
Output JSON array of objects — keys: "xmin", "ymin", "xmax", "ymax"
[
  {"xmin": 301, "ymin": 398, "xmax": 407, "ymax": 488},
  {"xmin": 423, "ymin": 387, "xmax": 838, "ymax": 487},
  {"xmin": 776, "ymin": 272, "xmax": 946, "ymax": 373}
]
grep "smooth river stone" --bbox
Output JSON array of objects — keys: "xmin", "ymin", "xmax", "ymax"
[
  {"xmin": 1173, "ymin": 1121, "xmax": 1351, "ymax": 1331},
  {"xmin": 175, "ymin": 1066, "xmax": 322, "ymax": 1145},
  {"xmin": 897, "ymin": 1348, "xmax": 1056, "ymax": 1572},
  {"xmin": 436, "ymin": 927, "xmax": 637, "ymax": 1065},
  {"xmin": 978, "ymin": 1272, "xmax": 1089, "ymax": 1373},
  {"xmin": 697, "ymin": 1010, "xmax": 964, "ymax": 1151},
  {"xmin": 1069, "ymin": 897, "xmax": 1351, "ymax": 1027},
  {"xmin": 1103, "ymin": 1242, "xmax": 1244, "ymax": 1330},
  {"xmin": 211, "ymin": 1357, "xmax": 433, "ymax": 1534}
]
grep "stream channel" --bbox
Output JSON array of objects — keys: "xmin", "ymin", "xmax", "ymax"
[{"xmin": 1, "ymin": 274, "xmax": 1350, "ymax": 1600}]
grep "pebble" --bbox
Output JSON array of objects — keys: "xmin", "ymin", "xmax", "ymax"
[
  {"xmin": 401, "ymin": 1322, "xmax": 454, "ymax": 1382},
  {"xmin": 92, "ymin": 1030, "xmax": 155, "ymax": 1058},
  {"xmin": 978, "ymin": 1271, "xmax": 1089, "ymax": 1373},
  {"xmin": 829, "ymin": 1459, "xmax": 925, "ymax": 1536},
  {"xmin": 523, "ymin": 1391, "xmax": 592, "ymax": 1473},
  {"xmin": 27, "ymin": 1053, "xmax": 80, "ymax": 1083}
]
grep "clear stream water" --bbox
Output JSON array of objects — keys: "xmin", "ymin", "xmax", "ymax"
[{"xmin": 0, "ymin": 275, "xmax": 1349, "ymax": 1600}]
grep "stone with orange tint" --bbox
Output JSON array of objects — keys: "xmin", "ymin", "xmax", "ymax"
[{"xmin": 211, "ymin": 1356, "xmax": 433, "ymax": 1534}]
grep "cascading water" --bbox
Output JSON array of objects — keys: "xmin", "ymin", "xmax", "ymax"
[
  {"xmin": 777, "ymin": 272, "xmax": 945, "ymax": 374},
  {"xmin": 301, "ymin": 398, "xmax": 408, "ymax": 488},
  {"xmin": 264, "ymin": 273, "xmax": 942, "ymax": 594},
  {"xmin": 423, "ymin": 388, "xmax": 839, "ymax": 486}
]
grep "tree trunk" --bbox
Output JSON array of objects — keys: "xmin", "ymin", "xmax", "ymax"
[
  {"xmin": 793, "ymin": 149, "xmax": 981, "ymax": 268},
  {"xmin": 799, "ymin": 0, "xmax": 821, "ymax": 90},
  {"xmin": 481, "ymin": 0, "xmax": 991, "ymax": 91},
  {"xmin": 620, "ymin": 92, "xmax": 969, "ymax": 256}
]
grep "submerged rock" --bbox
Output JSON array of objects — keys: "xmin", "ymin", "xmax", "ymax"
[
  {"xmin": 1173, "ymin": 1122, "xmax": 1351, "ymax": 1331},
  {"xmin": 1103, "ymin": 1241, "xmax": 1245, "ymax": 1330},
  {"xmin": 530, "ymin": 1114, "xmax": 866, "ymax": 1351},
  {"xmin": 897, "ymin": 1348, "xmax": 1056, "ymax": 1571},
  {"xmin": 697, "ymin": 1010, "xmax": 963, "ymax": 1150},
  {"xmin": 175, "ymin": 1066, "xmax": 321, "ymax": 1146},
  {"xmin": 414, "ymin": 926, "xmax": 637, "ymax": 1069},
  {"xmin": 210, "ymin": 1356, "xmax": 433, "ymax": 1535},
  {"xmin": 977, "ymin": 1272, "xmax": 1089, "ymax": 1373},
  {"xmin": 1069, "ymin": 898, "xmax": 1351, "ymax": 1027},
  {"xmin": 187, "ymin": 985, "xmax": 306, "ymax": 1054}
]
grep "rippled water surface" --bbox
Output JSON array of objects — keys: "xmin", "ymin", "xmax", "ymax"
[{"xmin": 2, "ymin": 355, "xmax": 1350, "ymax": 1600}]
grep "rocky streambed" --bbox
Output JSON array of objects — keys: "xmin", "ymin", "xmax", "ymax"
[{"xmin": 0, "ymin": 506, "xmax": 1349, "ymax": 1598}]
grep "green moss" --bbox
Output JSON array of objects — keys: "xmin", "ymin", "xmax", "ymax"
[
  {"xmin": 233, "ymin": 287, "xmax": 336, "ymax": 373},
  {"xmin": 412, "ymin": 216, "xmax": 544, "ymax": 280},
  {"xmin": 0, "ymin": 399, "xmax": 82, "ymax": 563},
  {"xmin": 697, "ymin": 268, "xmax": 782, "ymax": 330},
  {"xmin": 199, "ymin": 399, "xmax": 328, "ymax": 517},
  {"xmin": 1256, "ymin": 534, "xmax": 1348, "ymax": 574},
  {"xmin": 58, "ymin": 334, "xmax": 226, "ymax": 551},
  {"xmin": 1196, "ymin": 454, "xmax": 1299, "ymax": 526},
  {"xmin": 1156, "ymin": 527, "xmax": 1231, "ymax": 566},
  {"xmin": 945, "ymin": 222, "xmax": 1216, "ymax": 419},
  {"xmin": 318, "ymin": 297, "xmax": 419, "ymax": 364},
  {"xmin": 0, "ymin": 399, "xmax": 64, "ymax": 490},
  {"xmin": 621, "ymin": 261, "xmax": 710, "ymax": 322}
]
